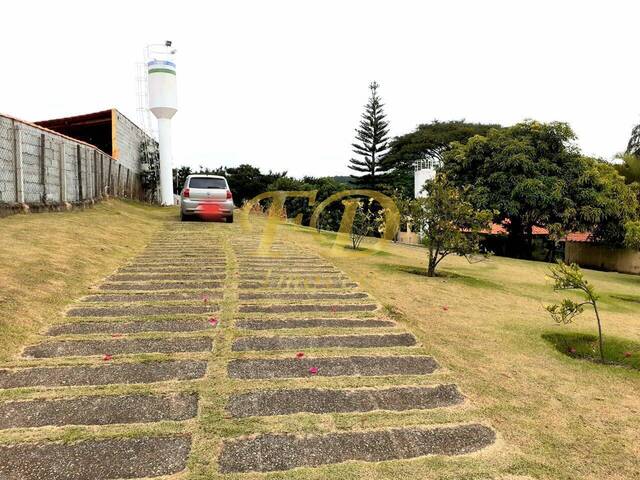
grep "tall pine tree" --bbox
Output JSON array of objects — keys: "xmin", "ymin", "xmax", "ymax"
[{"xmin": 349, "ymin": 81, "xmax": 391, "ymax": 188}]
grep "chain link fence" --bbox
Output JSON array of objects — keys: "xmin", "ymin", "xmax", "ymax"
[{"xmin": 0, "ymin": 114, "xmax": 142, "ymax": 210}]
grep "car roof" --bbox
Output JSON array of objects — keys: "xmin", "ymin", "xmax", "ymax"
[{"xmin": 187, "ymin": 175, "xmax": 226, "ymax": 179}]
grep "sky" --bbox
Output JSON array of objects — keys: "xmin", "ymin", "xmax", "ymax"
[{"xmin": 3, "ymin": 1, "xmax": 640, "ymax": 178}]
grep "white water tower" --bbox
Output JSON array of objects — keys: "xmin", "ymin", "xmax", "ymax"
[
  {"xmin": 414, "ymin": 157, "xmax": 439, "ymax": 198},
  {"xmin": 147, "ymin": 41, "xmax": 178, "ymax": 206}
]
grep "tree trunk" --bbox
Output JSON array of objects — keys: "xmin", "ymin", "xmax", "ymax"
[
  {"xmin": 593, "ymin": 302, "xmax": 605, "ymax": 363},
  {"xmin": 427, "ymin": 250, "xmax": 437, "ymax": 277},
  {"xmin": 506, "ymin": 217, "xmax": 528, "ymax": 258}
]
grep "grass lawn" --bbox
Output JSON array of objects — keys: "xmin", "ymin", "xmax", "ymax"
[
  {"xmin": 1, "ymin": 205, "xmax": 639, "ymax": 479},
  {"xmin": 0, "ymin": 200, "xmax": 175, "ymax": 361},
  {"xmin": 273, "ymin": 222, "xmax": 640, "ymax": 479}
]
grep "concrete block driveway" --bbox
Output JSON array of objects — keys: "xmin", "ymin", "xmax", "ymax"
[{"xmin": 0, "ymin": 221, "xmax": 497, "ymax": 479}]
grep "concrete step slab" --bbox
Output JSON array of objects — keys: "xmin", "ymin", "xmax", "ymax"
[
  {"xmin": 227, "ymin": 384, "xmax": 463, "ymax": 417},
  {"xmin": 228, "ymin": 355, "xmax": 438, "ymax": 379},
  {"xmin": 219, "ymin": 424, "xmax": 495, "ymax": 473},
  {"xmin": 108, "ymin": 273, "xmax": 225, "ymax": 281},
  {"xmin": 0, "ymin": 392, "xmax": 198, "ymax": 429},
  {"xmin": 239, "ymin": 281, "xmax": 357, "ymax": 290},
  {"xmin": 81, "ymin": 292, "xmax": 221, "ymax": 303},
  {"xmin": 47, "ymin": 319, "xmax": 213, "ymax": 336},
  {"xmin": 239, "ymin": 292, "xmax": 368, "ymax": 301},
  {"xmin": 23, "ymin": 337, "xmax": 213, "ymax": 358},
  {"xmin": 236, "ymin": 319, "xmax": 396, "ymax": 330},
  {"xmin": 238, "ymin": 304, "xmax": 377, "ymax": 314},
  {"xmin": 0, "ymin": 435, "xmax": 191, "ymax": 479},
  {"xmin": 232, "ymin": 333, "xmax": 416, "ymax": 351},
  {"xmin": 67, "ymin": 305, "xmax": 218, "ymax": 317},
  {"xmin": 0, "ymin": 360, "xmax": 207, "ymax": 388},
  {"xmin": 98, "ymin": 281, "xmax": 222, "ymax": 291}
]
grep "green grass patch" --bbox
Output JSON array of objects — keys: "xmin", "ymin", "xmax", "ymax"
[
  {"xmin": 610, "ymin": 294, "xmax": 640, "ymax": 304},
  {"xmin": 542, "ymin": 332, "xmax": 640, "ymax": 370}
]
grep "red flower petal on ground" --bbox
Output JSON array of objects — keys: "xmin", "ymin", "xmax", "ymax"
[
  {"xmin": 568, "ymin": 347, "xmax": 576, "ymax": 354},
  {"xmin": 111, "ymin": 333, "xmax": 123, "ymax": 338},
  {"xmin": 208, "ymin": 317, "xmax": 218, "ymax": 326},
  {"xmin": 442, "ymin": 306, "xmax": 449, "ymax": 311},
  {"xmin": 203, "ymin": 296, "xmax": 209, "ymax": 304},
  {"xmin": 103, "ymin": 354, "xmax": 113, "ymax": 361},
  {"xmin": 296, "ymin": 352, "xmax": 304, "ymax": 359},
  {"xmin": 624, "ymin": 351, "xmax": 632, "ymax": 358},
  {"xmin": 309, "ymin": 367, "xmax": 318, "ymax": 375}
]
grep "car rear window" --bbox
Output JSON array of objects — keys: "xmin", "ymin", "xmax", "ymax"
[{"xmin": 188, "ymin": 177, "xmax": 227, "ymax": 189}]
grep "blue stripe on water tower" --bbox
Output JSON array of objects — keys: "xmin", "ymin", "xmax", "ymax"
[{"xmin": 147, "ymin": 60, "xmax": 176, "ymax": 67}]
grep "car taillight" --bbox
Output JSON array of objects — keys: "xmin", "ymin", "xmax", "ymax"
[
  {"xmin": 183, "ymin": 188, "xmax": 190, "ymax": 198},
  {"xmin": 226, "ymin": 189, "xmax": 232, "ymax": 199}
]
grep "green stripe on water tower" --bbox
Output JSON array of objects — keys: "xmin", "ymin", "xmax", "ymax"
[{"xmin": 149, "ymin": 68, "xmax": 176, "ymax": 75}]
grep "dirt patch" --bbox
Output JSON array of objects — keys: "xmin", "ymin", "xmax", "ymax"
[
  {"xmin": 239, "ymin": 292, "xmax": 368, "ymax": 301},
  {"xmin": 98, "ymin": 281, "xmax": 222, "ymax": 291},
  {"xmin": 0, "ymin": 435, "xmax": 191, "ymax": 479},
  {"xmin": 47, "ymin": 319, "xmax": 213, "ymax": 336},
  {"xmin": 67, "ymin": 305, "xmax": 218, "ymax": 317},
  {"xmin": 232, "ymin": 333, "xmax": 416, "ymax": 351},
  {"xmin": 23, "ymin": 337, "xmax": 213, "ymax": 358},
  {"xmin": 82, "ymin": 292, "xmax": 221, "ymax": 303},
  {"xmin": 238, "ymin": 304, "xmax": 377, "ymax": 313},
  {"xmin": 0, "ymin": 392, "xmax": 198, "ymax": 429},
  {"xmin": 0, "ymin": 360, "xmax": 208, "ymax": 388},
  {"xmin": 219, "ymin": 424, "xmax": 495, "ymax": 472},
  {"xmin": 227, "ymin": 355, "xmax": 438, "ymax": 379},
  {"xmin": 227, "ymin": 384, "xmax": 463, "ymax": 417},
  {"xmin": 236, "ymin": 319, "xmax": 396, "ymax": 330},
  {"xmin": 109, "ymin": 273, "xmax": 225, "ymax": 281}
]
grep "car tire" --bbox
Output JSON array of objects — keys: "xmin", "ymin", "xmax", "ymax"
[
  {"xmin": 180, "ymin": 212, "xmax": 189, "ymax": 222},
  {"xmin": 227, "ymin": 214, "xmax": 234, "ymax": 223}
]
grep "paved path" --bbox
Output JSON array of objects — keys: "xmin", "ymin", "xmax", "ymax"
[{"xmin": 0, "ymin": 222, "xmax": 495, "ymax": 478}]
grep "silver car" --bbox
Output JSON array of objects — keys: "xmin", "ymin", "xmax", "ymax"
[{"xmin": 180, "ymin": 175, "xmax": 234, "ymax": 222}]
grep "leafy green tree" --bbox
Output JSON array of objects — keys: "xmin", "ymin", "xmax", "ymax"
[
  {"xmin": 349, "ymin": 82, "xmax": 391, "ymax": 188},
  {"xmin": 546, "ymin": 261, "xmax": 605, "ymax": 363},
  {"xmin": 615, "ymin": 152, "xmax": 640, "ymax": 185},
  {"xmin": 139, "ymin": 139, "xmax": 160, "ymax": 202},
  {"xmin": 570, "ymin": 158, "xmax": 640, "ymax": 246},
  {"xmin": 384, "ymin": 120, "xmax": 500, "ymax": 196},
  {"xmin": 625, "ymin": 220, "xmax": 640, "ymax": 250},
  {"xmin": 172, "ymin": 166, "xmax": 192, "ymax": 194},
  {"xmin": 345, "ymin": 200, "xmax": 376, "ymax": 249},
  {"xmin": 266, "ymin": 176, "xmax": 350, "ymax": 231},
  {"xmin": 442, "ymin": 120, "xmax": 639, "ymax": 256},
  {"xmin": 405, "ymin": 174, "xmax": 493, "ymax": 277}
]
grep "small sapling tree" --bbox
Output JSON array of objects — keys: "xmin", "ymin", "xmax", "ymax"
[
  {"xmin": 348, "ymin": 201, "xmax": 376, "ymax": 250},
  {"xmin": 407, "ymin": 174, "xmax": 493, "ymax": 277},
  {"xmin": 546, "ymin": 261, "xmax": 605, "ymax": 363}
]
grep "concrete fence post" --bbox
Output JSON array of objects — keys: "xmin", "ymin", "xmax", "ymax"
[
  {"xmin": 100, "ymin": 153, "xmax": 104, "ymax": 197},
  {"xmin": 76, "ymin": 145, "xmax": 83, "ymax": 201},
  {"xmin": 59, "ymin": 141, "xmax": 67, "ymax": 203},
  {"xmin": 40, "ymin": 133, "xmax": 47, "ymax": 201},
  {"xmin": 126, "ymin": 169, "xmax": 130, "ymax": 198},
  {"xmin": 13, "ymin": 122, "xmax": 24, "ymax": 204},
  {"xmin": 107, "ymin": 159, "xmax": 112, "ymax": 196},
  {"xmin": 116, "ymin": 164, "xmax": 121, "ymax": 197}
]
